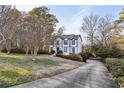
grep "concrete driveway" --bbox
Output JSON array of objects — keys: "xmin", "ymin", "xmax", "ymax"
[{"xmin": 11, "ymin": 60, "xmax": 115, "ymax": 88}]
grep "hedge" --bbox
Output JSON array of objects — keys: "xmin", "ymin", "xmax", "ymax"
[
  {"xmin": 56, "ymin": 54, "xmax": 83, "ymax": 62},
  {"xmin": 105, "ymin": 58, "xmax": 124, "ymax": 87},
  {"xmin": 1, "ymin": 48, "xmax": 49, "ymax": 54},
  {"xmin": 93, "ymin": 46, "xmax": 121, "ymax": 58},
  {"xmin": 37, "ymin": 49, "xmax": 49, "ymax": 54},
  {"xmin": 1, "ymin": 48, "xmax": 25, "ymax": 54}
]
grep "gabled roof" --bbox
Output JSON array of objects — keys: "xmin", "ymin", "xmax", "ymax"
[{"xmin": 61, "ymin": 34, "xmax": 82, "ymax": 41}]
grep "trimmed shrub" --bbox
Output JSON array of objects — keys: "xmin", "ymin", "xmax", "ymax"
[
  {"xmin": 79, "ymin": 52, "xmax": 98, "ymax": 62},
  {"xmin": 37, "ymin": 49, "xmax": 49, "ymax": 54},
  {"xmin": 1, "ymin": 48, "xmax": 7, "ymax": 53},
  {"xmin": 78, "ymin": 52, "xmax": 87, "ymax": 62},
  {"xmin": 56, "ymin": 54, "xmax": 83, "ymax": 62},
  {"xmin": 10, "ymin": 48, "xmax": 25, "ymax": 54},
  {"xmin": 57, "ymin": 50, "xmax": 63, "ymax": 54},
  {"xmin": 1, "ymin": 47, "xmax": 25, "ymax": 54},
  {"xmin": 78, "ymin": 52, "xmax": 84, "ymax": 58},
  {"xmin": 1, "ymin": 48, "xmax": 49, "ymax": 54}
]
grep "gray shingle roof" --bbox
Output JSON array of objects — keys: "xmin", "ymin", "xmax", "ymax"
[{"xmin": 61, "ymin": 34, "xmax": 82, "ymax": 41}]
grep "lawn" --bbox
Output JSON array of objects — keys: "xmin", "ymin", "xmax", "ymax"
[
  {"xmin": 105, "ymin": 58, "xmax": 124, "ymax": 87},
  {"xmin": 0, "ymin": 53, "xmax": 82, "ymax": 87}
]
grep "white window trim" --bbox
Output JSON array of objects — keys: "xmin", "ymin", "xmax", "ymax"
[
  {"xmin": 64, "ymin": 47, "xmax": 68, "ymax": 52},
  {"xmin": 64, "ymin": 40, "xmax": 68, "ymax": 45},
  {"xmin": 72, "ymin": 39, "xmax": 75, "ymax": 45}
]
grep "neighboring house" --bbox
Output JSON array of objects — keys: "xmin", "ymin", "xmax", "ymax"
[{"xmin": 50, "ymin": 34, "xmax": 82, "ymax": 55}]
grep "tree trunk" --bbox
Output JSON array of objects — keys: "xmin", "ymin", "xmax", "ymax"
[
  {"xmin": 31, "ymin": 49, "xmax": 34, "ymax": 58},
  {"xmin": 32, "ymin": 53, "xmax": 36, "ymax": 62},
  {"xmin": 90, "ymin": 33, "xmax": 94, "ymax": 51},
  {"xmin": 31, "ymin": 47, "xmax": 38, "ymax": 62},
  {"xmin": 6, "ymin": 46, "xmax": 11, "ymax": 54},
  {"xmin": 7, "ymin": 50, "xmax": 10, "ymax": 54},
  {"xmin": 26, "ymin": 50, "xmax": 29, "ymax": 55},
  {"xmin": 6, "ymin": 40, "xmax": 11, "ymax": 54},
  {"xmin": 25, "ymin": 47, "xmax": 29, "ymax": 55},
  {"xmin": 30, "ymin": 48, "xmax": 35, "ymax": 61},
  {"xmin": 32, "ymin": 55, "xmax": 36, "ymax": 61}
]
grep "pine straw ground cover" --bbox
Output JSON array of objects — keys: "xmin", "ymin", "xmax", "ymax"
[{"xmin": 0, "ymin": 53, "xmax": 83, "ymax": 87}]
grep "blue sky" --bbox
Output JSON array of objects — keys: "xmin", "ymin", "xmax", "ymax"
[{"xmin": 16, "ymin": 5, "xmax": 124, "ymax": 35}]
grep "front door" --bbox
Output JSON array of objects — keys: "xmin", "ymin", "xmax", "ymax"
[{"xmin": 57, "ymin": 47, "xmax": 59, "ymax": 52}]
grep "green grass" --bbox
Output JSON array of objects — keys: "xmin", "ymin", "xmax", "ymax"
[
  {"xmin": 0, "ymin": 53, "xmax": 69, "ymax": 87},
  {"xmin": 105, "ymin": 58, "xmax": 124, "ymax": 87},
  {"xmin": 0, "ymin": 65, "xmax": 37, "ymax": 87},
  {"xmin": 0, "ymin": 54, "xmax": 61, "ymax": 70}
]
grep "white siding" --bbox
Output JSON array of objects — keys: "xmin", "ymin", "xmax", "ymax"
[
  {"xmin": 78, "ymin": 37, "xmax": 82, "ymax": 53},
  {"xmin": 62, "ymin": 39, "xmax": 69, "ymax": 55},
  {"xmin": 51, "ymin": 35, "xmax": 82, "ymax": 55}
]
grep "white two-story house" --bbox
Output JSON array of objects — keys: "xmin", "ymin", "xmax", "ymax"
[{"xmin": 50, "ymin": 34, "xmax": 82, "ymax": 55}]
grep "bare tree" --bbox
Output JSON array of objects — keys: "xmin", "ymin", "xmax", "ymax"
[
  {"xmin": 24, "ymin": 14, "xmax": 42, "ymax": 59},
  {"xmin": 81, "ymin": 13, "xmax": 100, "ymax": 50},
  {"xmin": 1, "ymin": 7, "xmax": 22, "ymax": 54},
  {"xmin": 81, "ymin": 13, "xmax": 119, "ymax": 51},
  {"xmin": 95, "ymin": 15, "xmax": 113, "ymax": 47},
  {"xmin": 0, "ymin": 5, "xmax": 11, "ymax": 50}
]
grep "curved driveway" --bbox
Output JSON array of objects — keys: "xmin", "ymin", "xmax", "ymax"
[{"xmin": 11, "ymin": 60, "xmax": 116, "ymax": 88}]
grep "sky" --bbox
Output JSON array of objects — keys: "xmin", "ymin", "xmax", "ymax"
[{"xmin": 16, "ymin": 5, "xmax": 124, "ymax": 37}]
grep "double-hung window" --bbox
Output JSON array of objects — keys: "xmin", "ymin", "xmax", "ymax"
[
  {"xmin": 64, "ymin": 47, "xmax": 68, "ymax": 52},
  {"xmin": 72, "ymin": 40, "xmax": 75, "ymax": 45},
  {"xmin": 64, "ymin": 40, "xmax": 68, "ymax": 45}
]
